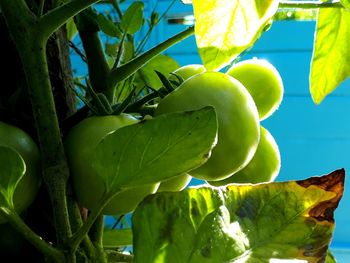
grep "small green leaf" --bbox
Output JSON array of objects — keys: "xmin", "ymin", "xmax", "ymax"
[
  {"xmin": 135, "ymin": 54, "xmax": 179, "ymax": 90},
  {"xmin": 133, "ymin": 169, "xmax": 345, "ymax": 263},
  {"xmin": 97, "ymin": 14, "xmax": 122, "ymax": 38},
  {"xmin": 310, "ymin": 8, "xmax": 350, "ymax": 104},
  {"xmin": 103, "ymin": 228, "xmax": 133, "ymax": 248},
  {"xmin": 121, "ymin": 1, "xmax": 144, "ymax": 35},
  {"xmin": 66, "ymin": 18, "xmax": 78, "ymax": 41},
  {"xmin": 192, "ymin": 0, "xmax": 279, "ymax": 71},
  {"xmin": 92, "ymin": 106, "xmax": 217, "ymax": 193},
  {"xmin": 0, "ymin": 146, "xmax": 26, "ymax": 209}
]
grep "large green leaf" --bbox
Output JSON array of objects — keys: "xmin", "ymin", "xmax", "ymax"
[
  {"xmin": 91, "ymin": 107, "xmax": 217, "ymax": 194},
  {"xmin": 192, "ymin": 0, "xmax": 279, "ymax": 71},
  {"xmin": 0, "ymin": 146, "xmax": 26, "ymax": 209},
  {"xmin": 310, "ymin": 8, "xmax": 350, "ymax": 104},
  {"xmin": 133, "ymin": 169, "xmax": 345, "ymax": 262}
]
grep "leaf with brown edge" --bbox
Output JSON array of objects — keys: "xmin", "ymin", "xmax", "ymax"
[
  {"xmin": 297, "ymin": 169, "xmax": 345, "ymax": 222},
  {"xmin": 132, "ymin": 169, "xmax": 345, "ymax": 263}
]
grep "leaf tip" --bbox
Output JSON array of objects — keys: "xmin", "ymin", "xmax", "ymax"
[{"xmin": 297, "ymin": 169, "xmax": 345, "ymax": 222}]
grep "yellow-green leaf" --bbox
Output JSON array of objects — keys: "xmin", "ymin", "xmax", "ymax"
[
  {"xmin": 192, "ymin": 0, "xmax": 279, "ymax": 71},
  {"xmin": 310, "ymin": 8, "xmax": 350, "ymax": 104},
  {"xmin": 133, "ymin": 169, "xmax": 345, "ymax": 263}
]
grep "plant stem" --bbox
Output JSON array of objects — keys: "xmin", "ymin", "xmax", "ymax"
[
  {"xmin": 90, "ymin": 215, "xmax": 108, "ymax": 263},
  {"xmin": 279, "ymin": 1, "xmax": 343, "ymax": 9},
  {"xmin": 0, "ymin": 0, "xmax": 72, "ymax": 249},
  {"xmin": 69, "ymin": 194, "xmax": 115, "ymax": 252},
  {"xmin": 77, "ymin": 8, "xmax": 112, "ymax": 101},
  {"xmin": 0, "ymin": 207, "xmax": 65, "ymax": 262},
  {"xmin": 108, "ymin": 26, "xmax": 194, "ymax": 89},
  {"xmin": 37, "ymin": 0, "xmax": 102, "ymax": 40}
]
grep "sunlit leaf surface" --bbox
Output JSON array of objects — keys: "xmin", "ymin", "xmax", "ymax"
[
  {"xmin": 0, "ymin": 146, "xmax": 26, "ymax": 209},
  {"xmin": 92, "ymin": 107, "xmax": 217, "ymax": 194},
  {"xmin": 133, "ymin": 169, "xmax": 345, "ymax": 263},
  {"xmin": 192, "ymin": 0, "xmax": 279, "ymax": 71},
  {"xmin": 310, "ymin": 8, "xmax": 350, "ymax": 104}
]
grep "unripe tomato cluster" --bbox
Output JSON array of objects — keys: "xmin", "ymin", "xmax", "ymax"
[{"xmin": 156, "ymin": 58, "xmax": 283, "ymax": 188}]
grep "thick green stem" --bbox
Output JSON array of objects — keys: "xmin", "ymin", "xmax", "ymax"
[
  {"xmin": 0, "ymin": 207, "xmax": 65, "ymax": 262},
  {"xmin": 108, "ymin": 26, "xmax": 195, "ymax": 89},
  {"xmin": 0, "ymin": 0, "xmax": 72, "ymax": 249},
  {"xmin": 279, "ymin": 1, "xmax": 342, "ymax": 9},
  {"xmin": 37, "ymin": 0, "xmax": 102, "ymax": 40},
  {"xmin": 77, "ymin": 9, "xmax": 112, "ymax": 101}
]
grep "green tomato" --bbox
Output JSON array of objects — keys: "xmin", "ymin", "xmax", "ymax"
[
  {"xmin": 157, "ymin": 174, "xmax": 192, "ymax": 192},
  {"xmin": 170, "ymin": 64, "xmax": 206, "ymax": 82},
  {"xmin": 65, "ymin": 114, "xmax": 159, "ymax": 215},
  {"xmin": 226, "ymin": 58, "xmax": 284, "ymax": 121},
  {"xmin": 0, "ymin": 122, "xmax": 41, "ymax": 224},
  {"xmin": 155, "ymin": 71, "xmax": 260, "ymax": 181},
  {"xmin": 208, "ymin": 126, "xmax": 280, "ymax": 186}
]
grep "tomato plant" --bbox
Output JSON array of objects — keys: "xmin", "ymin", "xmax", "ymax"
[
  {"xmin": 226, "ymin": 58, "xmax": 284, "ymax": 120},
  {"xmin": 64, "ymin": 114, "xmax": 159, "ymax": 215},
  {"xmin": 0, "ymin": 122, "xmax": 41, "ymax": 224},
  {"xmin": 0, "ymin": 0, "xmax": 346, "ymax": 262}
]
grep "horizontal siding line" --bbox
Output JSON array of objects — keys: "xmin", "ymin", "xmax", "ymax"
[
  {"xmin": 164, "ymin": 48, "xmax": 313, "ymax": 56},
  {"xmin": 272, "ymin": 137, "xmax": 350, "ymax": 142}
]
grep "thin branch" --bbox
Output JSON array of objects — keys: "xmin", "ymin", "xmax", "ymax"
[
  {"xmin": 279, "ymin": 0, "xmax": 343, "ymax": 9},
  {"xmin": 108, "ymin": 26, "xmax": 195, "ymax": 89},
  {"xmin": 69, "ymin": 41, "xmax": 87, "ymax": 63}
]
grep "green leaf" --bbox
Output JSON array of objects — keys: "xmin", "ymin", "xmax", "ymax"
[
  {"xmin": 103, "ymin": 228, "xmax": 133, "ymax": 248},
  {"xmin": 133, "ymin": 169, "xmax": 345, "ymax": 263},
  {"xmin": 92, "ymin": 106, "xmax": 217, "ymax": 193},
  {"xmin": 66, "ymin": 18, "xmax": 78, "ymax": 41},
  {"xmin": 97, "ymin": 14, "xmax": 122, "ymax": 38},
  {"xmin": 135, "ymin": 54, "xmax": 180, "ymax": 90},
  {"xmin": 310, "ymin": 8, "xmax": 350, "ymax": 104},
  {"xmin": 121, "ymin": 1, "xmax": 144, "ymax": 35},
  {"xmin": 192, "ymin": 0, "xmax": 279, "ymax": 71},
  {"xmin": 326, "ymin": 250, "xmax": 337, "ymax": 263},
  {"xmin": 0, "ymin": 146, "xmax": 26, "ymax": 209}
]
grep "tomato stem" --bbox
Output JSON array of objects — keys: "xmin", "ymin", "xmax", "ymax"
[
  {"xmin": 108, "ymin": 26, "xmax": 195, "ymax": 89},
  {"xmin": 279, "ymin": 1, "xmax": 343, "ymax": 9},
  {"xmin": 77, "ymin": 8, "xmax": 113, "ymax": 102},
  {"xmin": 0, "ymin": 0, "xmax": 73, "ymax": 252}
]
